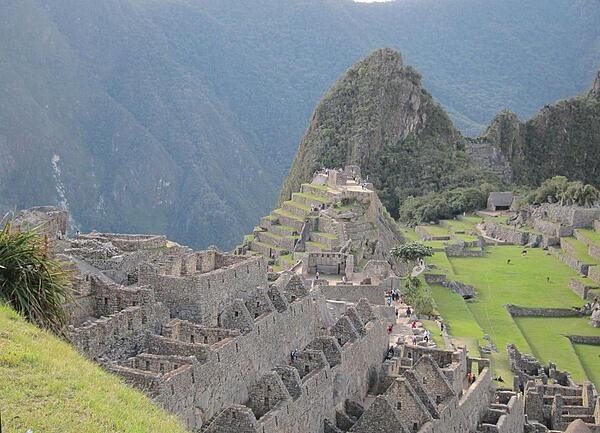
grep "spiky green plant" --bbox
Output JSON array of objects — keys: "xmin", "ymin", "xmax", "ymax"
[{"xmin": 0, "ymin": 221, "xmax": 72, "ymax": 336}]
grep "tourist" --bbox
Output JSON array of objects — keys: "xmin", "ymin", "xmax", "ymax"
[
  {"xmin": 386, "ymin": 346, "xmax": 395, "ymax": 360},
  {"xmin": 411, "ymin": 321, "xmax": 417, "ymax": 329},
  {"xmin": 315, "ymin": 271, "xmax": 319, "ymax": 280},
  {"xmin": 439, "ymin": 321, "xmax": 444, "ymax": 332},
  {"xmin": 547, "ymin": 276, "xmax": 550, "ymax": 283},
  {"xmin": 507, "ymin": 258, "xmax": 511, "ymax": 265},
  {"xmin": 342, "ymin": 275, "xmax": 347, "ymax": 283},
  {"xmin": 406, "ymin": 307, "xmax": 412, "ymax": 317},
  {"xmin": 387, "ymin": 324, "xmax": 394, "ymax": 334},
  {"xmin": 411, "ymin": 335, "xmax": 417, "ymax": 345}
]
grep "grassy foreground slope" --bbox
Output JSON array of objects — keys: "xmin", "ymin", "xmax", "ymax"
[{"xmin": 0, "ymin": 304, "xmax": 189, "ymax": 433}]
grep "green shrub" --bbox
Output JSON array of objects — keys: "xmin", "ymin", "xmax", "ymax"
[{"xmin": 0, "ymin": 221, "xmax": 72, "ymax": 336}]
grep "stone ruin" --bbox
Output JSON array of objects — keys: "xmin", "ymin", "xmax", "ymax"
[
  {"xmin": 507, "ymin": 344, "xmax": 599, "ymax": 432},
  {"xmin": 54, "ymin": 227, "xmax": 536, "ymax": 433},
  {"xmin": 7, "ymin": 203, "xmax": 590, "ymax": 432}
]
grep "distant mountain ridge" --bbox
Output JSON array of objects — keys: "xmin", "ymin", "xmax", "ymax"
[{"xmin": 0, "ymin": 0, "xmax": 598, "ymax": 248}]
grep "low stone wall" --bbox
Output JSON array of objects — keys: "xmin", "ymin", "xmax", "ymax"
[
  {"xmin": 483, "ymin": 222, "xmax": 540, "ymax": 246},
  {"xmin": 424, "ymin": 274, "xmax": 447, "ymax": 284},
  {"xmin": 569, "ymin": 279, "xmax": 600, "ymax": 300},
  {"xmin": 567, "ymin": 335, "xmax": 600, "ymax": 345},
  {"xmin": 548, "ymin": 247, "xmax": 590, "ymax": 275},
  {"xmin": 589, "ymin": 244, "xmax": 600, "ymax": 262},
  {"xmin": 320, "ymin": 284, "xmax": 385, "ymax": 305},
  {"xmin": 506, "ymin": 304, "xmax": 586, "ymax": 317}
]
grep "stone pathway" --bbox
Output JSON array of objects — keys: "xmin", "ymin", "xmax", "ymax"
[{"xmin": 386, "ymin": 299, "xmax": 440, "ymax": 350}]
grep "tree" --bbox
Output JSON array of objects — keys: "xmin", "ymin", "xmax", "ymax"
[
  {"xmin": 403, "ymin": 276, "xmax": 435, "ymax": 315},
  {"xmin": 390, "ymin": 241, "xmax": 434, "ymax": 264},
  {"xmin": 0, "ymin": 221, "xmax": 72, "ymax": 336}
]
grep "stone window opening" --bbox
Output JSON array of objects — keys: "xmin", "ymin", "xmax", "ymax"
[
  {"xmin": 207, "ymin": 279, "xmax": 210, "ymax": 289},
  {"xmin": 413, "ymin": 422, "xmax": 418, "ymax": 432},
  {"xmin": 275, "ymin": 416, "xmax": 278, "ymax": 427},
  {"xmin": 397, "ymin": 402, "xmax": 401, "ymax": 410},
  {"xmin": 267, "ymin": 385, "xmax": 271, "ymax": 391},
  {"xmin": 304, "ymin": 365, "xmax": 310, "ymax": 374},
  {"xmin": 171, "ymin": 384, "xmax": 175, "ymax": 395},
  {"xmin": 234, "ymin": 311, "xmax": 239, "ymax": 317},
  {"xmin": 264, "ymin": 397, "xmax": 269, "ymax": 406},
  {"xmin": 132, "ymin": 300, "xmax": 138, "ymax": 307},
  {"xmin": 145, "ymin": 360, "xmax": 150, "ymax": 370},
  {"xmin": 436, "ymin": 395, "xmax": 442, "ymax": 404},
  {"xmin": 236, "ymin": 343, "xmax": 239, "ymax": 352},
  {"xmin": 422, "ymin": 377, "xmax": 427, "ymax": 384},
  {"xmin": 191, "ymin": 372, "xmax": 195, "ymax": 384},
  {"xmin": 104, "ymin": 297, "xmax": 109, "ymax": 307},
  {"xmin": 160, "ymin": 363, "xmax": 165, "ymax": 374},
  {"xmin": 174, "ymin": 364, "xmax": 179, "ymax": 370},
  {"xmin": 256, "ymin": 301, "xmax": 260, "ymax": 307},
  {"xmin": 234, "ymin": 270, "xmax": 237, "ymax": 278},
  {"xmin": 190, "ymin": 335, "xmax": 195, "ymax": 343},
  {"xmin": 141, "ymin": 315, "xmax": 147, "ymax": 324},
  {"xmin": 255, "ymin": 313, "xmax": 259, "ymax": 319}
]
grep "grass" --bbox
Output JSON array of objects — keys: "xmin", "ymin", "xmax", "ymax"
[
  {"xmin": 561, "ymin": 237, "xmax": 597, "ymax": 264},
  {"xmin": 449, "ymin": 246, "xmax": 599, "ymax": 386},
  {"xmin": 284, "ymin": 200, "xmax": 310, "ymax": 212},
  {"xmin": 513, "ymin": 316, "xmax": 600, "ymax": 384},
  {"xmin": 576, "ymin": 228, "xmax": 600, "ymax": 246},
  {"xmin": 312, "ymin": 231, "xmax": 337, "ymax": 240},
  {"xmin": 305, "ymin": 240, "xmax": 328, "ymax": 250},
  {"xmin": 273, "ymin": 208, "xmax": 304, "ymax": 222},
  {"xmin": 419, "ymin": 225, "xmax": 451, "ymax": 237},
  {"xmin": 441, "ymin": 219, "xmax": 479, "ymax": 232},
  {"xmin": 0, "ymin": 304, "xmax": 189, "ymax": 433},
  {"xmin": 573, "ymin": 343, "xmax": 600, "ymax": 387},
  {"xmin": 293, "ymin": 192, "xmax": 329, "ymax": 203}
]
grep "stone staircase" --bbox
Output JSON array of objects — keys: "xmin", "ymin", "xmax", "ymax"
[{"xmin": 245, "ymin": 182, "xmax": 342, "ymax": 268}]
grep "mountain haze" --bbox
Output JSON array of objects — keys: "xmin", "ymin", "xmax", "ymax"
[{"xmin": 0, "ymin": 0, "xmax": 598, "ymax": 248}]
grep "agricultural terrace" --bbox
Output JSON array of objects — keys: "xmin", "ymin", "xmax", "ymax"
[{"xmin": 410, "ymin": 217, "xmax": 600, "ymax": 388}]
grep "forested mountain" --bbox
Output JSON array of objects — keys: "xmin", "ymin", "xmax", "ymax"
[
  {"xmin": 481, "ymin": 69, "xmax": 600, "ymax": 187},
  {"xmin": 1, "ymin": 0, "xmax": 598, "ymax": 248}
]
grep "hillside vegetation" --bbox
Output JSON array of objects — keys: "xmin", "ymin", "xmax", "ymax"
[
  {"xmin": 0, "ymin": 0, "xmax": 598, "ymax": 248},
  {"xmin": 0, "ymin": 304, "xmax": 189, "ymax": 433}
]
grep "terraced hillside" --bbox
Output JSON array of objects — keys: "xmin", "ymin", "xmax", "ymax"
[
  {"xmin": 407, "ymin": 215, "xmax": 600, "ymax": 389},
  {"xmin": 239, "ymin": 168, "xmax": 403, "ymax": 272}
]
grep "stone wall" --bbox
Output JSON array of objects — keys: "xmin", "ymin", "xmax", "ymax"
[
  {"xmin": 548, "ymin": 247, "xmax": 590, "ymax": 275},
  {"xmin": 459, "ymin": 366, "xmax": 494, "ymax": 429},
  {"xmin": 483, "ymin": 221, "xmax": 537, "ymax": 246},
  {"xmin": 139, "ymin": 255, "xmax": 267, "ymax": 325},
  {"xmin": 506, "ymin": 304, "xmax": 586, "ymax": 318},
  {"xmin": 320, "ymin": 284, "xmax": 386, "ymax": 305}
]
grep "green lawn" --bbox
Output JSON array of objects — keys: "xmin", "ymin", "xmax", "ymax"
[
  {"xmin": 429, "ymin": 245, "xmax": 600, "ymax": 385},
  {"xmin": 513, "ymin": 317, "xmax": 600, "ymax": 385},
  {"xmin": 420, "ymin": 225, "xmax": 451, "ymax": 237},
  {"xmin": 429, "ymin": 285, "xmax": 484, "ymax": 358},
  {"xmin": 441, "ymin": 219, "xmax": 479, "ymax": 233},
  {"xmin": 0, "ymin": 304, "xmax": 189, "ymax": 433},
  {"xmin": 573, "ymin": 343, "xmax": 600, "ymax": 388}
]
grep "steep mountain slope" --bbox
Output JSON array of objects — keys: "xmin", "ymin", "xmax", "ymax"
[
  {"xmin": 0, "ymin": 0, "xmax": 598, "ymax": 248},
  {"xmin": 0, "ymin": 304, "xmax": 189, "ymax": 433},
  {"xmin": 280, "ymin": 49, "xmax": 493, "ymax": 217},
  {"xmin": 480, "ymin": 69, "xmax": 600, "ymax": 187}
]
